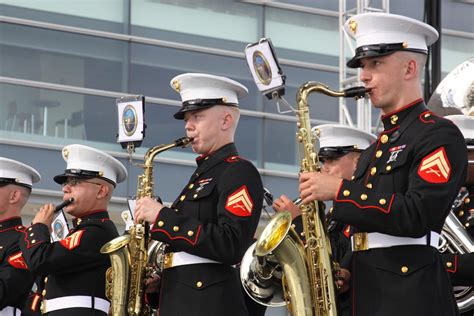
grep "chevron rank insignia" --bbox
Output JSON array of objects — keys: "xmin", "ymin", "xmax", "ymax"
[
  {"xmin": 7, "ymin": 251, "xmax": 28, "ymax": 270},
  {"xmin": 225, "ymin": 185, "xmax": 254, "ymax": 217},
  {"xmin": 59, "ymin": 230, "xmax": 85, "ymax": 250},
  {"xmin": 418, "ymin": 147, "xmax": 451, "ymax": 183}
]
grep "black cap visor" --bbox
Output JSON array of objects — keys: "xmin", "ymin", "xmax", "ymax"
[
  {"xmin": 0, "ymin": 177, "xmax": 32, "ymax": 189},
  {"xmin": 319, "ymin": 146, "xmax": 361, "ymax": 162},
  {"xmin": 347, "ymin": 43, "xmax": 427, "ymax": 68},
  {"xmin": 54, "ymin": 169, "xmax": 116, "ymax": 187},
  {"xmin": 173, "ymin": 98, "xmax": 238, "ymax": 120}
]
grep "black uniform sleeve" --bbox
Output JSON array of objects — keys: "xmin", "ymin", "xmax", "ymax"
[
  {"xmin": 333, "ymin": 122, "xmax": 467, "ymax": 237},
  {"xmin": 0, "ymin": 244, "xmax": 33, "ymax": 308},
  {"xmin": 442, "ymin": 253, "xmax": 474, "ymax": 286},
  {"xmin": 151, "ymin": 161, "xmax": 263, "ymax": 264},
  {"xmin": 18, "ymin": 223, "xmax": 111, "ymax": 275}
]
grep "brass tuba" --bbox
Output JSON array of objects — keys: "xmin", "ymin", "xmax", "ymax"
[
  {"xmin": 241, "ymin": 82, "xmax": 368, "ymax": 315},
  {"xmin": 100, "ymin": 137, "xmax": 193, "ymax": 316}
]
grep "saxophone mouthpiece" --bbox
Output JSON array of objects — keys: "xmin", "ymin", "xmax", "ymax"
[
  {"xmin": 175, "ymin": 137, "xmax": 194, "ymax": 147},
  {"xmin": 54, "ymin": 197, "xmax": 74, "ymax": 213},
  {"xmin": 344, "ymin": 86, "xmax": 371, "ymax": 99}
]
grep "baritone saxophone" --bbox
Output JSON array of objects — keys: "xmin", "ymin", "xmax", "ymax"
[{"xmin": 242, "ymin": 82, "xmax": 368, "ymax": 316}]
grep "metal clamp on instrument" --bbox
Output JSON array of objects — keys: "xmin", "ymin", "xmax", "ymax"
[
  {"xmin": 163, "ymin": 251, "xmax": 221, "ymax": 269},
  {"xmin": 352, "ymin": 232, "xmax": 440, "ymax": 251},
  {"xmin": 40, "ymin": 296, "xmax": 110, "ymax": 314}
]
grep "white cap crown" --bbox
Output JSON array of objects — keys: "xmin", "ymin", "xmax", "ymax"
[
  {"xmin": 170, "ymin": 73, "xmax": 248, "ymax": 119},
  {"xmin": 314, "ymin": 124, "xmax": 376, "ymax": 150},
  {"xmin": 54, "ymin": 144, "xmax": 127, "ymax": 186},
  {"xmin": 0, "ymin": 157, "xmax": 41, "ymax": 188}
]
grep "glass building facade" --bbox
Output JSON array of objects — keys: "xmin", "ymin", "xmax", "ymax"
[{"xmin": 0, "ymin": 1, "xmax": 472, "ymax": 313}]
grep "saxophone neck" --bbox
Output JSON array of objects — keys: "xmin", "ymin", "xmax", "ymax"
[
  {"xmin": 296, "ymin": 81, "xmax": 370, "ymax": 109},
  {"xmin": 143, "ymin": 137, "xmax": 193, "ymax": 167}
]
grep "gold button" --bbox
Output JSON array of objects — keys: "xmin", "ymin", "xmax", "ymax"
[
  {"xmin": 390, "ymin": 115, "xmax": 398, "ymax": 125},
  {"xmin": 173, "ymin": 226, "xmax": 179, "ymax": 232},
  {"xmin": 360, "ymin": 194, "xmax": 368, "ymax": 201},
  {"xmin": 44, "ymin": 276, "xmax": 48, "ymax": 283},
  {"xmin": 465, "ymin": 198, "xmax": 471, "ymax": 204},
  {"xmin": 380, "ymin": 135, "xmax": 389, "ymax": 144},
  {"xmin": 29, "ymin": 233, "xmax": 34, "ymax": 237},
  {"xmin": 385, "ymin": 165, "xmax": 392, "ymax": 172},
  {"xmin": 329, "ymin": 207, "xmax": 334, "ymax": 214},
  {"xmin": 0, "ymin": 246, "xmax": 3, "ymax": 249},
  {"xmin": 196, "ymin": 281, "xmax": 203, "ymax": 288},
  {"xmin": 351, "ymin": 175, "xmax": 355, "ymax": 180},
  {"xmin": 158, "ymin": 221, "xmax": 164, "ymax": 227},
  {"xmin": 180, "ymin": 195, "xmax": 186, "ymax": 201},
  {"xmin": 31, "ymin": 239, "xmax": 36, "ymax": 244},
  {"xmin": 446, "ymin": 262, "xmax": 453, "ymax": 268},
  {"xmin": 401, "ymin": 266, "xmax": 408, "ymax": 273},
  {"xmin": 424, "ymin": 113, "xmax": 431, "ymax": 118},
  {"xmin": 205, "ymin": 156, "xmax": 209, "ymax": 160},
  {"xmin": 366, "ymin": 183, "xmax": 373, "ymax": 189},
  {"xmin": 379, "ymin": 199, "xmax": 387, "ymax": 205},
  {"xmin": 343, "ymin": 190, "xmax": 350, "ymax": 197},
  {"xmin": 466, "ymin": 223, "xmax": 470, "ymax": 228},
  {"xmin": 370, "ymin": 167, "xmax": 377, "ymax": 175},
  {"xmin": 193, "ymin": 194, "xmax": 198, "ymax": 198},
  {"xmin": 459, "ymin": 211, "xmax": 464, "ymax": 217},
  {"xmin": 41, "ymin": 289, "xmax": 46, "ymax": 296},
  {"xmin": 77, "ymin": 219, "xmax": 82, "ymax": 225},
  {"xmin": 187, "ymin": 230, "xmax": 194, "ymax": 237},
  {"xmin": 28, "ymin": 227, "xmax": 32, "ymax": 231},
  {"xmin": 174, "ymin": 208, "xmax": 179, "ymax": 212},
  {"xmin": 376, "ymin": 150, "xmax": 383, "ymax": 158},
  {"xmin": 188, "ymin": 183, "xmax": 194, "ymax": 189},
  {"xmin": 300, "ymin": 231, "xmax": 305, "ymax": 237}
]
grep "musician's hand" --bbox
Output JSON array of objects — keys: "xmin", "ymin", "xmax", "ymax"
[
  {"xmin": 144, "ymin": 273, "xmax": 161, "ymax": 294},
  {"xmin": 134, "ymin": 197, "xmax": 164, "ymax": 224},
  {"xmin": 273, "ymin": 195, "xmax": 301, "ymax": 219},
  {"xmin": 32, "ymin": 204, "xmax": 55, "ymax": 228},
  {"xmin": 299, "ymin": 172, "xmax": 342, "ymax": 204},
  {"xmin": 336, "ymin": 268, "xmax": 351, "ymax": 294}
]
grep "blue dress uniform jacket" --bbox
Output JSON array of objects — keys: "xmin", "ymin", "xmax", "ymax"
[
  {"xmin": 332, "ymin": 100, "xmax": 467, "ymax": 316},
  {"xmin": 19, "ymin": 210, "xmax": 118, "ymax": 315},
  {"xmin": 0, "ymin": 217, "xmax": 34, "ymax": 314},
  {"xmin": 150, "ymin": 143, "xmax": 263, "ymax": 316}
]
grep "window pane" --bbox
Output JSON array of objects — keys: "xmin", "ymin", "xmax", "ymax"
[
  {"xmin": 265, "ymin": 7, "xmax": 339, "ymax": 66},
  {"xmin": 0, "ymin": 0, "xmax": 126, "ymax": 33},
  {"xmin": 1, "ymin": 23, "xmax": 126, "ymax": 92},
  {"xmin": 131, "ymin": 0, "xmax": 261, "ymax": 51},
  {"xmin": 129, "ymin": 43, "xmax": 264, "ymax": 111}
]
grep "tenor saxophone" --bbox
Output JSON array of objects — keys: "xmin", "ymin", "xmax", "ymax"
[
  {"xmin": 247, "ymin": 82, "xmax": 367, "ymax": 315},
  {"xmin": 100, "ymin": 137, "xmax": 193, "ymax": 316}
]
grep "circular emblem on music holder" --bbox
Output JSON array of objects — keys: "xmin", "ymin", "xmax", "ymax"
[
  {"xmin": 122, "ymin": 104, "xmax": 138, "ymax": 136},
  {"xmin": 53, "ymin": 219, "xmax": 65, "ymax": 240},
  {"xmin": 252, "ymin": 51, "xmax": 272, "ymax": 86}
]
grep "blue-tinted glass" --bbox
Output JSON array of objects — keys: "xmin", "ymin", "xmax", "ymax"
[
  {"xmin": 129, "ymin": 43, "xmax": 263, "ymax": 111},
  {"xmin": 0, "ymin": 1, "xmax": 126, "ymax": 33},
  {"xmin": 1, "ymin": 23, "xmax": 126, "ymax": 92},
  {"xmin": 265, "ymin": 7, "xmax": 339, "ymax": 67},
  {"xmin": 130, "ymin": 0, "xmax": 262, "ymax": 51}
]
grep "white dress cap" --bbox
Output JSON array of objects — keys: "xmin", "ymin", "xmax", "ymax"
[
  {"xmin": 170, "ymin": 73, "xmax": 248, "ymax": 119},
  {"xmin": 344, "ymin": 13, "xmax": 439, "ymax": 68},
  {"xmin": 54, "ymin": 144, "xmax": 127, "ymax": 186},
  {"xmin": 0, "ymin": 157, "xmax": 41, "ymax": 188},
  {"xmin": 314, "ymin": 124, "xmax": 376, "ymax": 152},
  {"xmin": 444, "ymin": 115, "xmax": 474, "ymax": 140}
]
